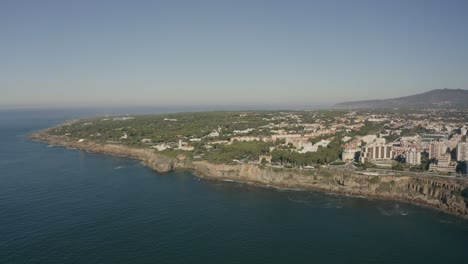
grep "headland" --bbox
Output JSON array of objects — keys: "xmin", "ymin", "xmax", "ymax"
[{"xmin": 29, "ymin": 110, "xmax": 468, "ymax": 219}]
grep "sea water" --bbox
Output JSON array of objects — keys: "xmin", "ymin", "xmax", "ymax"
[{"xmin": 0, "ymin": 109, "xmax": 467, "ymax": 263}]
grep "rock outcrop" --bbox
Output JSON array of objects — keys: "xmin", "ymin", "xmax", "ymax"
[
  {"xmin": 29, "ymin": 132, "xmax": 174, "ymax": 173},
  {"xmin": 177, "ymin": 161, "xmax": 468, "ymax": 218}
]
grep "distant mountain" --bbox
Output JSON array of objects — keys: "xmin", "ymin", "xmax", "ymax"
[{"xmin": 333, "ymin": 89, "xmax": 468, "ymax": 109}]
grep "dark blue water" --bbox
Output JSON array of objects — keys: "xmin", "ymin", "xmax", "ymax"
[{"xmin": 1, "ymin": 109, "xmax": 467, "ymax": 264}]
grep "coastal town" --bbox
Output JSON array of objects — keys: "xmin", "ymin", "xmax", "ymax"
[{"xmin": 47, "ymin": 109, "xmax": 468, "ymax": 177}]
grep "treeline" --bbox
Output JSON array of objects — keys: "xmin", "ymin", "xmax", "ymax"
[
  {"xmin": 49, "ymin": 111, "xmax": 287, "ymax": 145},
  {"xmin": 271, "ymin": 136, "xmax": 343, "ymax": 166},
  {"xmin": 205, "ymin": 141, "xmax": 272, "ymax": 164}
]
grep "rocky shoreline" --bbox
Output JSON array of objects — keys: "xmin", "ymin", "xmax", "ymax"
[{"xmin": 29, "ymin": 130, "xmax": 468, "ymax": 219}]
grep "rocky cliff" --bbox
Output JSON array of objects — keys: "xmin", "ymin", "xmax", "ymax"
[
  {"xmin": 179, "ymin": 161, "xmax": 468, "ymax": 218},
  {"xmin": 30, "ymin": 132, "xmax": 175, "ymax": 173},
  {"xmin": 30, "ymin": 131, "xmax": 468, "ymax": 219}
]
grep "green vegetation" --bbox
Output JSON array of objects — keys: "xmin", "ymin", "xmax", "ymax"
[
  {"xmin": 44, "ymin": 109, "xmax": 468, "ymax": 176},
  {"xmin": 420, "ymin": 153, "xmax": 431, "ymax": 171},
  {"xmin": 48, "ymin": 110, "xmax": 347, "ymax": 168},
  {"xmin": 271, "ymin": 136, "xmax": 343, "ymax": 166},
  {"xmin": 400, "ymin": 125, "xmax": 435, "ymax": 136},
  {"xmin": 355, "ymin": 121, "xmax": 386, "ymax": 136},
  {"xmin": 49, "ymin": 111, "xmax": 278, "ymax": 146},
  {"xmin": 392, "ymin": 161, "xmax": 406, "ymax": 171},
  {"xmin": 204, "ymin": 141, "xmax": 272, "ymax": 164},
  {"xmin": 355, "ymin": 161, "xmax": 377, "ymax": 171}
]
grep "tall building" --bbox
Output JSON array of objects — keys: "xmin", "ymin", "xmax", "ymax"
[
  {"xmin": 406, "ymin": 150, "xmax": 421, "ymax": 165},
  {"xmin": 461, "ymin": 127, "xmax": 468, "ymax": 136},
  {"xmin": 360, "ymin": 142, "xmax": 394, "ymax": 163},
  {"xmin": 428, "ymin": 141, "xmax": 449, "ymax": 159},
  {"xmin": 429, "ymin": 153, "xmax": 456, "ymax": 173},
  {"xmin": 457, "ymin": 142, "xmax": 468, "ymax": 162}
]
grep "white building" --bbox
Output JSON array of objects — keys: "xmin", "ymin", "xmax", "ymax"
[
  {"xmin": 360, "ymin": 141, "xmax": 394, "ymax": 163},
  {"xmin": 178, "ymin": 140, "xmax": 194, "ymax": 151},
  {"xmin": 207, "ymin": 130, "xmax": 220, "ymax": 137},
  {"xmin": 342, "ymin": 136, "xmax": 352, "ymax": 142},
  {"xmin": 429, "ymin": 153, "xmax": 456, "ymax": 173},
  {"xmin": 360, "ymin": 135, "xmax": 378, "ymax": 144},
  {"xmin": 428, "ymin": 141, "xmax": 449, "ymax": 159},
  {"xmin": 297, "ymin": 141, "xmax": 314, "ymax": 153},
  {"xmin": 151, "ymin": 143, "xmax": 170, "ymax": 151},
  {"xmin": 298, "ymin": 140, "xmax": 330, "ymax": 153},
  {"xmin": 233, "ymin": 128, "xmax": 254, "ymax": 134},
  {"xmin": 401, "ymin": 135, "xmax": 421, "ymax": 142},
  {"xmin": 342, "ymin": 147, "xmax": 360, "ymax": 162},
  {"xmin": 457, "ymin": 142, "xmax": 468, "ymax": 162},
  {"xmin": 460, "ymin": 127, "xmax": 467, "ymax": 136},
  {"xmin": 406, "ymin": 150, "xmax": 421, "ymax": 165}
]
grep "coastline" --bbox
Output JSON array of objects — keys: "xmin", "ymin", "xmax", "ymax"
[{"xmin": 29, "ymin": 130, "xmax": 468, "ymax": 220}]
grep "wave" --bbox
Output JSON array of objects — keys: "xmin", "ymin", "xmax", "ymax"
[
  {"xmin": 377, "ymin": 203, "xmax": 410, "ymax": 216},
  {"xmin": 438, "ymin": 219, "xmax": 454, "ymax": 224},
  {"xmin": 324, "ymin": 202, "xmax": 343, "ymax": 209},
  {"xmin": 287, "ymin": 197, "xmax": 313, "ymax": 205},
  {"xmin": 287, "ymin": 195, "xmax": 343, "ymax": 209}
]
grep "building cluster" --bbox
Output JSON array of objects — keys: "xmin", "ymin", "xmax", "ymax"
[
  {"xmin": 75, "ymin": 110, "xmax": 467, "ymax": 176},
  {"xmin": 341, "ymin": 112, "xmax": 468, "ymax": 174}
]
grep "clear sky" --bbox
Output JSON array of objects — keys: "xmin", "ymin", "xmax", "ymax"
[{"xmin": 1, "ymin": 0, "xmax": 467, "ymax": 108}]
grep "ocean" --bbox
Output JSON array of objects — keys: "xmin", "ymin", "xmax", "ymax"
[{"xmin": 0, "ymin": 109, "xmax": 467, "ymax": 263}]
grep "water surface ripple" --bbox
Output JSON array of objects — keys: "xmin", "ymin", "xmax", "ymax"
[{"xmin": 0, "ymin": 110, "xmax": 467, "ymax": 263}]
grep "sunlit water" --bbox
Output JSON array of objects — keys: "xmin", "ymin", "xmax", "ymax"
[{"xmin": 0, "ymin": 109, "xmax": 467, "ymax": 263}]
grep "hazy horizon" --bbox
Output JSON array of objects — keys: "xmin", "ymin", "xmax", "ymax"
[
  {"xmin": 0, "ymin": 102, "xmax": 332, "ymax": 113},
  {"xmin": 2, "ymin": 0, "xmax": 468, "ymax": 107}
]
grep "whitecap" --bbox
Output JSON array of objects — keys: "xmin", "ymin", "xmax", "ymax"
[
  {"xmin": 377, "ymin": 207, "xmax": 393, "ymax": 216},
  {"xmin": 378, "ymin": 204, "xmax": 410, "ymax": 216},
  {"xmin": 324, "ymin": 202, "xmax": 343, "ymax": 209},
  {"xmin": 287, "ymin": 197, "xmax": 312, "ymax": 205},
  {"xmin": 439, "ymin": 219, "xmax": 453, "ymax": 224}
]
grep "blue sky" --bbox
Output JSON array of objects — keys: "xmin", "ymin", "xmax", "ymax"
[{"xmin": 1, "ymin": 0, "xmax": 467, "ymax": 108}]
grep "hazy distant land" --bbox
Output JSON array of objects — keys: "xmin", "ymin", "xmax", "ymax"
[{"xmin": 334, "ymin": 89, "xmax": 468, "ymax": 109}]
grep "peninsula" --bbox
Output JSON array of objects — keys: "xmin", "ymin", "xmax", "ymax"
[{"xmin": 30, "ymin": 109, "xmax": 468, "ymax": 218}]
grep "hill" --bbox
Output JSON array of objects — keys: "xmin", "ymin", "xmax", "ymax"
[{"xmin": 333, "ymin": 89, "xmax": 468, "ymax": 109}]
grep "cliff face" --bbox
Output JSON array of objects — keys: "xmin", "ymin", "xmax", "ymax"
[
  {"xmin": 178, "ymin": 161, "xmax": 468, "ymax": 217},
  {"xmin": 30, "ymin": 133, "xmax": 175, "ymax": 173},
  {"xmin": 30, "ymin": 132, "xmax": 468, "ymax": 218}
]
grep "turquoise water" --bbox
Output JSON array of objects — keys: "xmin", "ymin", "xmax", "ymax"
[{"xmin": 1, "ymin": 110, "xmax": 467, "ymax": 263}]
